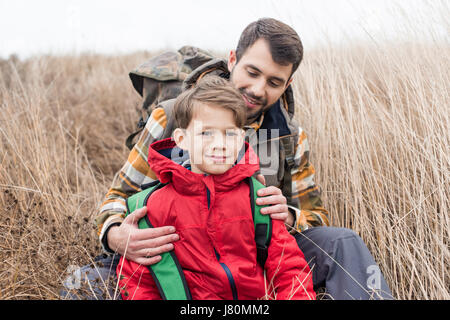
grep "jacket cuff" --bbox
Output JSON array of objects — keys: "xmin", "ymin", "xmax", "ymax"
[
  {"xmin": 287, "ymin": 205, "xmax": 305, "ymax": 235},
  {"xmin": 99, "ymin": 214, "xmax": 125, "ymax": 254}
]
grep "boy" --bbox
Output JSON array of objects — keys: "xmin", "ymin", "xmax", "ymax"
[{"xmin": 116, "ymin": 76, "xmax": 315, "ymax": 300}]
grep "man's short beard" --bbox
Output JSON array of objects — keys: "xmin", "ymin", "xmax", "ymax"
[
  {"xmin": 245, "ymin": 105, "xmax": 265, "ymax": 125},
  {"xmin": 229, "ymin": 67, "xmax": 269, "ymax": 125}
]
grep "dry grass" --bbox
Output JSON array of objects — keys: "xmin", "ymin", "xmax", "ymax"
[
  {"xmin": 0, "ymin": 39, "xmax": 448, "ymax": 299},
  {"xmin": 294, "ymin": 40, "xmax": 449, "ymax": 299},
  {"xmin": 0, "ymin": 52, "xmax": 146, "ymax": 299}
]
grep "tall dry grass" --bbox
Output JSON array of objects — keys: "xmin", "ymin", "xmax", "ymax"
[
  {"xmin": 0, "ymin": 43, "xmax": 448, "ymax": 299},
  {"xmin": 0, "ymin": 53, "xmax": 147, "ymax": 299},
  {"xmin": 294, "ymin": 40, "xmax": 449, "ymax": 299}
]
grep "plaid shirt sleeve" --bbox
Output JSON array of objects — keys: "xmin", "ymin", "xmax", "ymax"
[
  {"xmin": 95, "ymin": 107, "xmax": 168, "ymax": 252},
  {"xmin": 287, "ymin": 127, "xmax": 330, "ymax": 233}
]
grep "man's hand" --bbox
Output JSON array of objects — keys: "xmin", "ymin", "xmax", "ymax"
[
  {"xmin": 107, "ymin": 207, "xmax": 179, "ymax": 266},
  {"xmin": 255, "ymin": 174, "xmax": 295, "ymax": 227}
]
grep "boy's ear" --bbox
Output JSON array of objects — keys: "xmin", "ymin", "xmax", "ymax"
[{"xmin": 173, "ymin": 128, "xmax": 188, "ymax": 150}]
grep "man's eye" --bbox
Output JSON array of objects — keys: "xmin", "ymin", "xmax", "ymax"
[
  {"xmin": 269, "ymin": 81, "xmax": 281, "ymax": 88},
  {"xmin": 201, "ymin": 131, "xmax": 213, "ymax": 136},
  {"xmin": 247, "ymin": 71, "xmax": 258, "ymax": 77},
  {"xmin": 226, "ymin": 131, "xmax": 237, "ymax": 136}
]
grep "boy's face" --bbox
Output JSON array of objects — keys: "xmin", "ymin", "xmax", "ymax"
[
  {"xmin": 173, "ymin": 103, "xmax": 245, "ymax": 175},
  {"xmin": 228, "ymin": 38, "xmax": 294, "ymax": 121}
]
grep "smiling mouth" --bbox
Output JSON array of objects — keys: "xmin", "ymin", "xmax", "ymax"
[
  {"xmin": 206, "ymin": 155, "xmax": 228, "ymax": 163},
  {"xmin": 243, "ymin": 94, "xmax": 262, "ymax": 109}
]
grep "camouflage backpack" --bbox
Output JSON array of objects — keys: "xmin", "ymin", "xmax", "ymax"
[{"xmin": 126, "ymin": 46, "xmax": 215, "ymax": 149}]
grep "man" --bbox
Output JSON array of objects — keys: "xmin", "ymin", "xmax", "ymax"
[{"xmin": 65, "ymin": 18, "xmax": 392, "ymax": 300}]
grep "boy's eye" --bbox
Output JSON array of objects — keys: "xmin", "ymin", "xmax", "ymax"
[
  {"xmin": 201, "ymin": 131, "xmax": 213, "ymax": 136},
  {"xmin": 247, "ymin": 70, "xmax": 258, "ymax": 77},
  {"xmin": 226, "ymin": 131, "xmax": 237, "ymax": 136}
]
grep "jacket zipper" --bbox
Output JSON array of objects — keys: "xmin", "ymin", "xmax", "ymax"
[
  {"xmin": 206, "ymin": 186, "xmax": 238, "ymax": 300},
  {"xmin": 214, "ymin": 248, "xmax": 238, "ymax": 300}
]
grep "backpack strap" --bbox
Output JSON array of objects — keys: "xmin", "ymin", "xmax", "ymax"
[
  {"xmin": 279, "ymin": 136, "xmax": 296, "ymax": 202},
  {"xmin": 248, "ymin": 176, "xmax": 272, "ymax": 268},
  {"xmin": 125, "ymin": 116, "xmax": 148, "ymax": 150},
  {"xmin": 125, "ymin": 182, "xmax": 192, "ymax": 300}
]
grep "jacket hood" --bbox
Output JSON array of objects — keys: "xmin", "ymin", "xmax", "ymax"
[{"xmin": 148, "ymin": 138, "xmax": 260, "ymax": 194}]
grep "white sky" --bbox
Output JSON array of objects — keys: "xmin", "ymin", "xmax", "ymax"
[{"xmin": 0, "ymin": 0, "xmax": 448, "ymax": 59}]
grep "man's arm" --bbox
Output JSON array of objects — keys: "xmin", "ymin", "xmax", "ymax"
[
  {"xmin": 287, "ymin": 127, "xmax": 330, "ymax": 232},
  {"xmin": 95, "ymin": 107, "xmax": 172, "ymax": 253}
]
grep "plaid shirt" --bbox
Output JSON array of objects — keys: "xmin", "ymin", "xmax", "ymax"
[{"xmin": 96, "ymin": 105, "xmax": 330, "ymax": 252}]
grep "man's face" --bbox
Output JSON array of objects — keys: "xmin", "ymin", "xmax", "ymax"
[
  {"xmin": 228, "ymin": 38, "xmax": 293, "ymax": 121},
  {"xmin": 174, "ymin": 103, "xmax": 245, "ymax": 175}
]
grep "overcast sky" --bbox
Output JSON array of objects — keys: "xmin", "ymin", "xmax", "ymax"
[{"xmin": 0, "ymin": 0, "xmax": 448, "ymax": 59}]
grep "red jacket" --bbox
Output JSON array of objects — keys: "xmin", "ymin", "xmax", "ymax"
[{"xmin": 117, "ymin": 138, "xmax": 315, "ymax": 300}]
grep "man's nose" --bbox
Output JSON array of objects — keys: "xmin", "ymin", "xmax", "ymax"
[{"xmin": 250, "ymin": 78, "xmax": 265, "ymax": 98}]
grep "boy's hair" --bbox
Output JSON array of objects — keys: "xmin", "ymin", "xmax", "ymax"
[
  {"xmin": 236, "ymin": 17, "xmax": 303, "ymax": 77},
  {"xmin": 173, "ymin": 76, "xmax": 247, "ymax": 129}
]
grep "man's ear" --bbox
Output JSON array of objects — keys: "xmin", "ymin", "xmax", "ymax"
[
  {"xmin": 173, "ymin": 128, "xmax": 188, "ymax": 150},
  {"xmin": 285, "ymin": 77, "xmax": 293, "ymax": 89},
  {"xmin": 228, "ymin": 50, "xmax": 237, "ymax": 72}
]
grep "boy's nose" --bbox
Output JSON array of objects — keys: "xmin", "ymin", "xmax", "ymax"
[{"xmin": 211, "ymin": 133, "xmax": 227, "ymax": 149}]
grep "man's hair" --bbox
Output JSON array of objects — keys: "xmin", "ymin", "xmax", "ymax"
[
  {"xmin": 173, "ymin": 76, "xmax": 247, "ymax": 129},
  {"xmin": 235, "ymin": 17, "xmax": 303, "ymax": 77}
]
